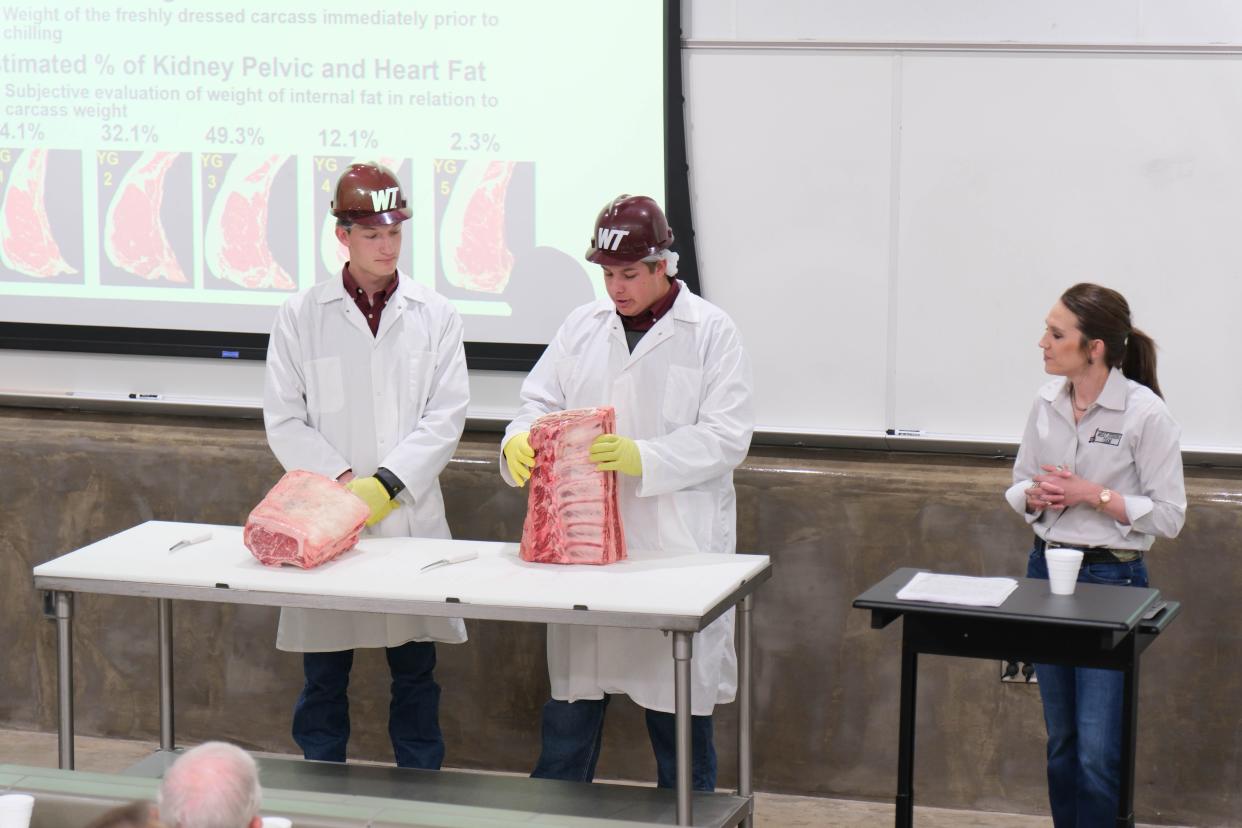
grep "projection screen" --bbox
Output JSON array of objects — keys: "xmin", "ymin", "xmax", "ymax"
[{"xmin": 0, "ymin": 0, "xmax": 693, "ymax": 367}]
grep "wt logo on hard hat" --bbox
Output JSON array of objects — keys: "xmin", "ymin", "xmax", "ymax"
[
  {"xmin": 597, "ymin": 228, "xmax": 630, "ymax": 251},
  {"xmin": 370, "ymin": 186, "xmax": 400, "ymax": 211}
]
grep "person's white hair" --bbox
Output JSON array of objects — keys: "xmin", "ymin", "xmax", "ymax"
[
  {"xmin": 158, "ymin": 741, "xmax": 262, "ymax": 828},
  {"xmin": 641, "ymin": 249, "xmax": 679, "ymax": 277}
]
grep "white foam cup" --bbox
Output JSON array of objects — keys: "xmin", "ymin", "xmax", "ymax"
[
  {"xmin": 1045, "ymin": 548, "xmax": 1084, "ymax": 595},
  {"xmin": 261, "ymin": 818, "xmax": 293, "ymax": 828},
  {"xmin": 0, "ymin": 794, "xmax": 35, "ymax": 828}
]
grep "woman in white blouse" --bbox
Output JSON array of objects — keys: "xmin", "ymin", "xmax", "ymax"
[{"xmin": 1005, "ymin": 283, "xmax": 1185, "ymax": 827}]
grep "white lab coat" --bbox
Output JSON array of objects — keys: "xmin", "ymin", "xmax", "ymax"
[
  {"xmin": 264, "ymin": 270, "xmax": 469, "ymax": 652},
  {"xmin": 502, "ymin": 281, "xmax": 754, "ymax": 714}
]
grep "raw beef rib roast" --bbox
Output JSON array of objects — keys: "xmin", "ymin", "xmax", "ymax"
[
  {"xmin": 244, "ymin": 470, "xmax": 369, "ymax": 568},
  {"xmin": 520, "ymin": 407, "xmax": 626, "ymax": 565}
]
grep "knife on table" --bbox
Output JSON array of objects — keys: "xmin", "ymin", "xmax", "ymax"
[
  {"xmin": 420, "ymin": 550, "xmax": 479, "ymax": 572},
  {"xmin": 169, "ymin": 532, "xmax": 213, "ymax": 552}
]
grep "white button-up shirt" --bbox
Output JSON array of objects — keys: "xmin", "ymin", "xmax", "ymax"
[{"xmin": 1005, "ymin": 368, "xmax": 1186, "ymax": 551}]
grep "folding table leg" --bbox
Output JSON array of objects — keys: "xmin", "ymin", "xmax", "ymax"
[
  {"xmin": 738, "ymin": 595, "xmax": 754, "ymax": 828},
  {"xmin": 673, "ymin": 630, "xmax": 694, "ymax": 826},
  {"xmin": 158, "ymin": 598, "xmax": 175, "ymax": 751},
  {"xmin": 54, "ymin": 591, "xmax": 74, "ymax": 770}
]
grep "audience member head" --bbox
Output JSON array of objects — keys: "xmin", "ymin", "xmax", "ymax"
[
  {"xmin": 157, "ymin": 742, "xmax": 262, "ymax": 828},
  {"xmin": 84, "ymin": 801, "xmax": 162, "ymax": 828}
]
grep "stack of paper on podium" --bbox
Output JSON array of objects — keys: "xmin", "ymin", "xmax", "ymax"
[{"xmin": 895, "ymin": 572, "xmax": 1019, "ymax": 607}]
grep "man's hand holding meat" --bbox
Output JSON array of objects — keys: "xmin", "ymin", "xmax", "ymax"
[
  {"xmin": 588, "ymin": 433, "xmax": 642, "ymax": 477},
  {"xmin": 503, "ymin": 431, "xmax": 536, "ymax": 486},
  {"xmin": 345, "ymin": 476, "xmax": 400, "ymax": 527}
]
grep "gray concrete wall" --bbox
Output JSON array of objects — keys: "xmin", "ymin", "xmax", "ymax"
[{"xmin": 1, "ymin": 408, "xmax": 1237, "ymax": 825}]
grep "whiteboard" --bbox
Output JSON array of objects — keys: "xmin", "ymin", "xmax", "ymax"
[
  {"xmin": 891, "ymin": 53, "xmax": 1242, "ymax": 451},
  {"xmin": 684, "ymin": 51, "xmax": 896, "ymax": 436},
  {"xmin": 685, "ymin": 0, "xmax": 1242, "ymax": 45},
  {"xmin": 681, "ymin": 47, "xmax": 1242, "ymax": 453}
]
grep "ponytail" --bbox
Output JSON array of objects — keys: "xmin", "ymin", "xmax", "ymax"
[{"xmin": 1122, "ymin": 327, "xmax": 1162, "ymax": 398}]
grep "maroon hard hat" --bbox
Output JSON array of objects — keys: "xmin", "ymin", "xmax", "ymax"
[
  {"xmin": 585, "ymin": 195, "xmax": 674, "ymax": 265},
  {"xmin": 331, "ymin": 162, "xmax": 411, "ymax": 226}
]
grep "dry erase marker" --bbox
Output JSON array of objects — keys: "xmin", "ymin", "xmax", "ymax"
[
  {"xmin": 129, "ymin": 393, "xmax": 162, "ymax": 400},
  {"xmin": 885, "ymin": 428, "xmax": 923, "ymax": 437}
]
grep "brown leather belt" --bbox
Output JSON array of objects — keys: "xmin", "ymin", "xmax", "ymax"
[{"xmin": 1037, "ymin": 536, "xmax": 1143, "ymax": 564}]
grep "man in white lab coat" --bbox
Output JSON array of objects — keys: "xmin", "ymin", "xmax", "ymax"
[
  {"xmin": 263, "ymin": 162, "xmax": 469, "ymax": 768},
  {"xmin": 501, "ymin": 195, "xmax": 754, "ymax": 790}
]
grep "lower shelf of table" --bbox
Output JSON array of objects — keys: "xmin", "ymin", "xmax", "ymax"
[{"xmin": 124, "ymin": 750, "xmax": 752, "ymax": 828}]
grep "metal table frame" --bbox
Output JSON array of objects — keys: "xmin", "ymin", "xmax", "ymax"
[
  {"xmin": 36, "ymin": 534, "xmax": 770, "ymax": 828},
  {"xmin": 854, "ymin": 567, "xmax": 1179, "ymax": 828}
]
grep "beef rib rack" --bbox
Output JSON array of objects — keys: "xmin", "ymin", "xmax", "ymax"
[
  {"xmin": 519, "ymin": 406, "xmax": 626, "ymax": 565},
  {"xmin": 244, "ymin": 470, "xmax": 370, "ymax": 568}
]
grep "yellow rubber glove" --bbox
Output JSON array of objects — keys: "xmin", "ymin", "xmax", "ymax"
[
  {"xmin": 503, "ymin": 431, "xmax": 536, "ymax": 487},
  {"xmin": 346, "ymin": 476, "xmax": 399, "ymax": 527},
  {"xmin": 589, "ymin": 434, "xmax": 642, "ymax": 477}
]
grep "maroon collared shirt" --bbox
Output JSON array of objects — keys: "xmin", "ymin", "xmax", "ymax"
[
  {"xmin": 619, "ymin": 278, "xmax": 679, "ymax": 332},
  {"xmin": 342, "ymin": 264, "xmax": 396, "ymax": 336}
]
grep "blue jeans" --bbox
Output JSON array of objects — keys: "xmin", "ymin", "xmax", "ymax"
[
  {"xmin": 1027, "ymin": 546, "xmax": 1149, "ymax": 827},
  {"xmin": 531, "ymin": 696, "xmax": 717, "ymax": 791},
  {"xmin": 291, "ymin": 640, "xmax": 443, "ymax": 769}
]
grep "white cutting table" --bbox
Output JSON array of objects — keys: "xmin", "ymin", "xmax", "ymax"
[{"xmin": 32, "ymin": 521, "xmax": 771, "ymax": 827}]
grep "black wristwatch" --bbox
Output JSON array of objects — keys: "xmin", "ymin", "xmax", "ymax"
[{"xmin": 374, "ymin": 467, "xmax": 405, "ymax": 499}]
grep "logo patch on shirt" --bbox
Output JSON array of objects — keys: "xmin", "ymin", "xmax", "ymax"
[{"xmin": 1089, "ymin": 428, "xmax": 1122, "ymax": 446}]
